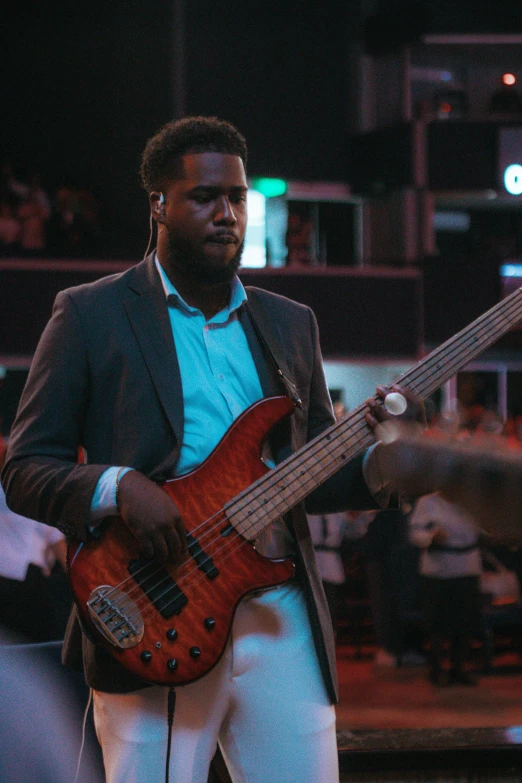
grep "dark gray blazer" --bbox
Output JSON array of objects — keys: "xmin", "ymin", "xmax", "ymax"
[{"xmin": 2, "ymin": 254, "xmax": 376, "ymax": 700}]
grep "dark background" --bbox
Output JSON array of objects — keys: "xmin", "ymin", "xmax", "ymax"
[
  {"xmin": 2, "ymin": 0, "xmax": 521, "ymax": 259},
  {"xmin": 0, "ymin": 0, "xmax": 351, "ymax": 258},
  {"xmin": 2, "ymin": 1, "xmax": 522, "ymax": 361}
]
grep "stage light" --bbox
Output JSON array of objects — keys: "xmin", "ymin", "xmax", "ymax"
[
  {"xmin": 501, "ymin": 263, "xmax": 522, "ymax": 277},
  {"xmin": 434, "ymin": 90, "xmax": 468, "ymax": 119},
  {"xmin": 504, "ymin": 164, "xmax": 522, "ymax": 195},
  {"xmin": 502, "ymin": 73, "xmax": 516, "ymax": 86}
]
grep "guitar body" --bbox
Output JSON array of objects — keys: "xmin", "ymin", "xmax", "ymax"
[{"xmin": 67, "ymin": 395, "xmax": 296, "ymax": 687}]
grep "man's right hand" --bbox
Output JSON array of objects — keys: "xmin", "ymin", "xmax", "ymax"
[{"xmin": 117, "ymin": 470, "xmax": 189, "ymax": 566}]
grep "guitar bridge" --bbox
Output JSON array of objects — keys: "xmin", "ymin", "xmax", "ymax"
[{"xmin": 87, "ymin": 585, "xmax": 144, "ymax": 649}]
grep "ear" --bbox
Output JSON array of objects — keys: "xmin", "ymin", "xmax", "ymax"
[{"xmin": 150, "ymin": 191, "xmax": 165, "ymax": 223}]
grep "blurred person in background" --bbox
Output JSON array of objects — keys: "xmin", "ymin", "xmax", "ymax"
[
  {"xmin": 364, "ymin": 505, "xmax": 425, "ymax": 668},
  {"xmin": 0, "ymin": 162, "xmax": 29, "ymax": 201},
  {"xmin": 0, "ymin": 195, "xmax": 21, "ymax": 256},
  {"xmin": 49, "ymin": 181, "xmax": 100, "ymax": 256},
  {"xmin": 307, "ymin": 506, "xmax": 352, "ymax": 639},
  {"xmin": 0, "ymin": 435, "xmax": 72, "ymax": 642},
  {"xmin": 409, "ymin": 492, "xmax": 482, "ymax": 686},
  {"xmin": 17, "ymin": 175, "xmax": 51, "ymax": 256}
]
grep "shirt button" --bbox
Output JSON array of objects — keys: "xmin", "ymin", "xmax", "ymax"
[{"xmin": 218, "ymin": 374, "xmax": 224, "ymax": 381}]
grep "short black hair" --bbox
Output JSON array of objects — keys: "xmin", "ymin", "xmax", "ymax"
[{"xmin": 140, "ymin": 116, "xmax": 248, "ymax": 193}]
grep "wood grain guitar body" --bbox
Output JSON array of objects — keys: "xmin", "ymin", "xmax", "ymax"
[{"xmin": 67, "ymin": 395, "xmax": 296, "ymax": 687}]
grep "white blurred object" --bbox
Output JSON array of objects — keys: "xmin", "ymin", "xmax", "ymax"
[
  {"xmin": 307, "ymin": 512, "xmax": 350, "ymax": 584},
  {"xmin": 384, "ymin": 392, "xmax": 407, "ymax": 416},
  {"xmin": 241, "ymin": 189, "xmax": 266, "ymax": 268},
  {"xmin": 0, "ymin": 486, "xmax": 64, "ymax": 581}
]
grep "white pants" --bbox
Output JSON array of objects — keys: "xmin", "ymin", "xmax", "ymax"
[{"xmin": 93, "ymin": 583, "xmax": 339, "ymax": 783}]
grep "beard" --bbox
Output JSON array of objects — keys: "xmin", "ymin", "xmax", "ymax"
[{"xmin": 166, "ymin": 229, "xmax": 244, "ymax": 285}]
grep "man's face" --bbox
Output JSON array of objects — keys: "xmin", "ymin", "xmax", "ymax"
[{"xmin": 162, "ymin": 152, "xmax": 248, "ymax": 284}]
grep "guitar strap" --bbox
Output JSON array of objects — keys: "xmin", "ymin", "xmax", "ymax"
[
  {"xmin": 240, "ymin": 291, "xmax": 308, "ymax": 549},
  {"xmin": 241, "ymin": 290, "xmax": 303, "ymax": 409}
]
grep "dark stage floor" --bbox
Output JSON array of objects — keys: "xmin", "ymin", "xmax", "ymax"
[{"xmin": 336, "ymin": 643, "xmax": 522, "ymax": 731}]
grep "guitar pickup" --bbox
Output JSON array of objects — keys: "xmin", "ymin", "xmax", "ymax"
[
  {"xmin": 128, "ymin": 556, "xmax": 188, "ymax": 619},
  {"xmin": 186, "ymin": 532, "xmax": 219, "ymax": 580}
]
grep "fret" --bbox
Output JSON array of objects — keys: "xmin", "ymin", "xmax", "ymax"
[
  {"xmin": 239, "ymin": 491, "xmax": 277, "ymax": 539},
  {"xmin": 284, "ymin": 464, "xmax": 320, "ymax": 496}
]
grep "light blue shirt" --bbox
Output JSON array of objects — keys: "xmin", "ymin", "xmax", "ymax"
[{"xmin": 91, "ymin": 257, "xmax": 265, "ymax": 517}]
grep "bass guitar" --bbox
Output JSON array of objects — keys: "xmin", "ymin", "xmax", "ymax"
[{"xmin": 67, "ymin": 287, "xmax": 522, "ymax": 686}]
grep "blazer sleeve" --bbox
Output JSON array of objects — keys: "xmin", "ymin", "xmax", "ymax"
[
  {"xmin": 304, "ymin": 307, "xmax": 378, "ymax": 513},
  {"xmin": 1, "ymin": 291, "xmax": 111, "ymax": 540}
]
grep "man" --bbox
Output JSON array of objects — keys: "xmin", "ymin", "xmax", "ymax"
[{"xmin": 2, "ymin": 116, "xmax": 408, "ymax": 783}]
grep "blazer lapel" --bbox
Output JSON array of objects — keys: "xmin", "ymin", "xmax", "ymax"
[
  {"xmin": 239, "ymin": 305, "xmax": 281, "ymax": 398},
  {"xmin": 124, "ymin": 256, "xmax": 184, "ymax": 447},
  {"xmin": 239, "ymin": 290, "xmax": 298, "ymax": 465},
  {"xmin": 242, "ymin": 289, "xmax": 302, "ymax": 406}
]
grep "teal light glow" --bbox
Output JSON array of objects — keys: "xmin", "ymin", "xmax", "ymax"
[{"xmin": 250, "ymin": 178, "xmax": 287, "ymax": 198}]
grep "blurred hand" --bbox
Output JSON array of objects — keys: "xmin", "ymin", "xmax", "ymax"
[
  {"xmin": 117, "ymin": 470, "xmax": 189, "ymax": 565},
  {"xmin": 42, "ymin": 539, "xmax": 67, "ymax": 576},
  {"xmin": 371, "ymin": 436, "xmax": 522, "ymax": 542},
  {"xmin": 371, "ymin": 433, "xmax": 439, "ymax": 499}
]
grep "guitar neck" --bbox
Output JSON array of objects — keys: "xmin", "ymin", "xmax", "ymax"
[{"xmin": 227, "ymin": 287, "xmax": 522, "ymax": 540}]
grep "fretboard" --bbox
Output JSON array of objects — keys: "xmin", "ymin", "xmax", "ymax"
[{"xmin": 226, "ymin": 287, "xmax": 522, "ymax": 541}]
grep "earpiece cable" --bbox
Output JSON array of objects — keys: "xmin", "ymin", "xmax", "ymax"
[{"xmin": 143, "ymin": 211, "xmax": 154, "ymax": 259}]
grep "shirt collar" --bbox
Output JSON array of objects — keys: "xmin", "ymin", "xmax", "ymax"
[{"xmin": 154, "ymin": 254, "xmax": 247, "ymax": 320}]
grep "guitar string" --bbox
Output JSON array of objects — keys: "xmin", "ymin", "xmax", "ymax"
[
  {"xmin": 95, "ymin": 292, "xmax": 522, "ymax": 630},
  {"xmin": 148, "ymin": 284, "xmax": 520, "ymax": 568},
  {"xmin": 100, "ymin": 404, "xmax": 369, "ymax": 609},
  {"xmin": 107, "ymin": 373, "xmax": 503, "ymax": 633},
  {"xmin": 102, "ymin": 421, "xmax": 465, "ymax": 634},
  {"xmin": 100, "ymin": 293, "xmax": 522, "ymax": 633},
  {"xmin": 97, "ymin": 291, "xmax": 522, "ymax": 629},
  {"xmin": 108, "ymin": 281, "xmax": 522, "ymax": 610},
  {"xmin": 113, "ymin": 338, "xmax": 499, "ymax": 634},
  {"xmin": 191, "ymin": 288, "xmax": 522, "ymax": 544},
  {"xmin": 102, "ymin": 415, "xmax": 376, "ymax": 630},
  {"xmin": 104, "ymin": 402, "xmax": 379, "ymax": 617}
]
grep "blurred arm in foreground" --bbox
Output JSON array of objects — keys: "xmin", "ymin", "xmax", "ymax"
[{"xmin": 374, "ymin": 424, "xmax": 522, "ymax": 542}]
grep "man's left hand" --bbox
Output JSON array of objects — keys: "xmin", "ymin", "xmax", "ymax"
[{"xmin": 365, "ymin": 384, "xmax": 426, "ymax": 433}]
